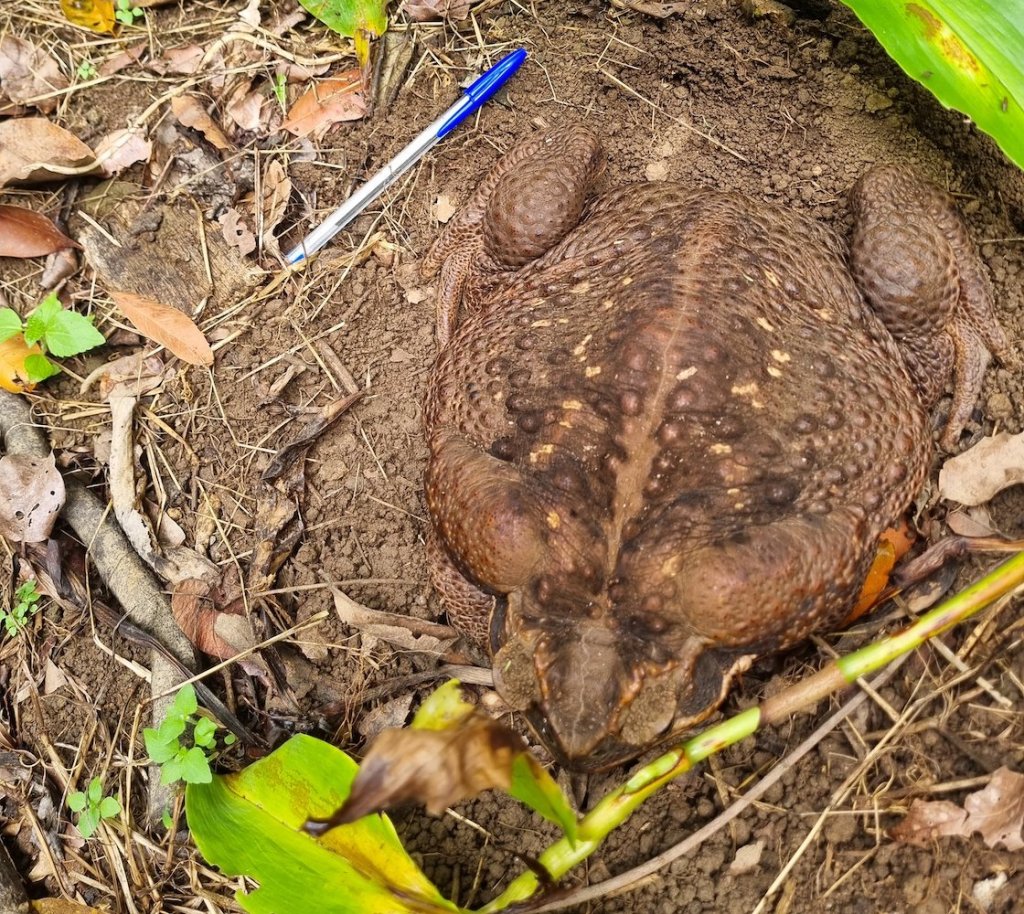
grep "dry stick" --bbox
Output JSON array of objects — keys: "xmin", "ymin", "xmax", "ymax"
[
  {"xmin": 0, "ymin": 391, "xmax": 196, "ymax": 823},
  {"xmin": 523, "ymin": 656, "xmax": 909, "ymax": 913}
]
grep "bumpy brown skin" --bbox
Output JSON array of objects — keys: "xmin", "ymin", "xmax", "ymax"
[{"xmin": 422, "ymin": 127, "xmax": 1009, "ymax": 770}]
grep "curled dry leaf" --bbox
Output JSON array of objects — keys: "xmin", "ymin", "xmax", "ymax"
[
  {"xmin": 225, "ymin": 85, "xmax": 264, "ymax": 133},
  {"xmin": 99, "ymin": 43, "xmax": 146, "ymax": 76},
  {"xmin": 0, "ymin": 35, "xmax": 70, "ymax": 114},
  {"xmin": 282, "ymin": 69, "xmax": 366, "ymax": 137},
  {"xmin": 88, "ymin": 351, "xmax": 169, "ymax": 399},
  {"xmin": 891, "ymin": 768, "xmax": 1024, "ymax": 851},
  {"xmin": 149, "ymin": 44, "xmax": 206, "ymax": 76},
  {"xmin": 219, "ymin": 208, "xmax": 257, "ymax": 256},
  {"xmin": 170, "ymin": 95, "xmax": 232, "ymax": 150},
  {"xmin": 93, "ymin": 128, "xmax": 152, "ymax": 177},
  {"xmin": 0, "ymin": 452, "xmax": 66, "ymax": 543},
  {"xmin": 108, "ymin": 290, "xmax": 214, "ymax": 366},
  {"xmin": 402, "ymin": 0, "xmax": 471, "ymax": 21},
  {"xmin": 311, "ymin": 711, "xmax": 523, "ymax": 828},
  {"xmin": 40, "ymin": 247, "xmax": 80, "ymax": 290},
  {"xmin": 938, "ymin": 431, "xmax": 1024, "ymax": 506},
  {"xmin": 172, "ymin": 577, "xmax": 256, "ymax": 660},
  {"xmin": 0, "ymin": 205, "xmax": 78, "ymax": 258},
  {"xmin": 260, "ymin": 159, "xmax": 291, "ymax": 253},
  {"xmin": 0, "ymin": 118, "xmax": 95, "ymax": 188}
]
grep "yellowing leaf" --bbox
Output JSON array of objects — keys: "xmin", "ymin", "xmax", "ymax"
[
  {"xmin": 0, "ymin": 336, "xmax": 43, "ymax": 393},
  {"xmin": 299, "ymin": 0, "xmax": 388, "ymax": 69},
  {"xmin": 108, "ymin": 291, "xmax": 214, "ymax": 366},
  {"xmin": 60, "ymin": 0, "xmax": 117, "ymax": 34}
]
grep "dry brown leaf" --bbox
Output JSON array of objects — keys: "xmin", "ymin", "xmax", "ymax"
[
  {"xmin": 225, "ymin": 84, "xmax": 264, "ymax": 132},
  {"xmin": 315, "ymin": 712, "xmax": 522, "ymax": 826},
  {"xmin": 98, "ymin": 43, "xmax": 146, "ymax": 76},
  {"xmin": 962, "ymin": 767, "xmax": 1024, "ymax": 851},
  {"xmin": 40, "ymin": 247, "xmax": 80, "ymax": 289},
  {"xmin": 33, "ymin": 897, "xmax": 112, "ymax": 914},
  {"xmin": 0, "ymin": 205, "xmax": 78, "ymax": 258},
  {"xmin": 172, "ymin": 577, "xmax": 255, "ymax": 660},
  {"xmin": 150, "ymin": 44, "xmax": 206, "ymax": 76},
  {"xmin": 0, "ymin": 35, "xmax": 70, "ymax": 114},
  {"xmin": 402, "ymin": 0, "xmax": 471, "ymax": 20},
  {"xmin": 170, "ymin": 95, "xmax": 232, "ymax": 150},
  {"xmin": 88, "ymin": 352, "xmax": 169, "ymax": 399},
  {"xmin": 331, "ymin": 587, "xmax": 456, "ymax": 656},
  {"xmin": 108, "ymin": 290, "xmax": 214, "ymax": 366},
  {"xmin": 219, "ymin": 208, "xmax": 256, "ymax": 256},
  {"xmin": 0, "ymin": 118, "xmax": 95, "ymax": 187},
  {"xmin": 939, "ymin": 431, "xmax": 1024, "ymax": 506},
  {"xmin": 260, "ymin": 159, "xmax": 292, "ymax": 252},
  {"xmin": 0, "ymin": 452, "xmax": 66, "ymax": 543},
  {"xmin": 433, "ymin": 193, "xmax": 457, "ymax": 223},
  {"xmin": 93, "ymin": 128, "xmax": 152, "ymax": 177},
  {"xmin": 891, "ymin": 769, "xmax": 1024, "ymax": 851},
  {"xmin": 890, "ymin": 799, "xmax": 968, "ymax": 847},
  {"xmin": 282, "ymin": 70, "xmax": 366, "ymax": 137}
]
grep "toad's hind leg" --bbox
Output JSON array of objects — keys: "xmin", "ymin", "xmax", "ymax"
[
  {"xmin": 421, "ymin": 125, "xmax": 605, "ymax": 344},
  {"xmin": 849, "ymin": 165, "xmax": 1011, "ymax": 450}
]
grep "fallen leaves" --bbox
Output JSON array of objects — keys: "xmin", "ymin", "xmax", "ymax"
[
  {"xmin": 939, "ymin": 431, "xmax": 1024, "ymax": 506},
  {"xmin": 60, "ymin": 0, "xmax": 118, "ymax": 34},
  {"xmin": 0, "ymin": 205, "xmax": 78, "ymax": 258},
  {"xmin": 0, "ymin": 118, "xmax": 96, "ymax": 187},
  {"xmin": 403, "ymin": 0, "xmax": 472, "ymax": 22},
  {"xmin": 170, "ymin": 95, "xmax": 232, "ymax": 150},
  {"xmin": 0, "ymin": 452, "xmax": 66, "ymax": 543},
  {"xmin": 218, "ymin": 208, "xmax": 257, "ymax": 256},
  {"xmin": 0, "ymin": 36, "xmax": 69, "ymax": 115},
  {"xmin": 282, "ymin": 70, "xmax": 367, "ymax": 137},
  {"xmin": 298, "ymin": 0, "xmax": 388, "ymax": 69},
  {"xmin": 92, "ymin": 127, "xmax": 152, "ymax": 177},
  {"xmin": 108, "ymin": 291, "xmax": 214, "ymax": 366},
  {"xmin": 891, "ymin": 768, "xmax": 1024, "ymax": 851}
]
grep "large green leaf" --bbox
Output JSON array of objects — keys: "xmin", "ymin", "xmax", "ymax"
[
  {"xmin": 840, "ymin": 1, "xmax": 1024, "ymax": 169},
  {"xmin": 186, "ymin": 735, "xmax": 459, "ymax": 914},
  {"xmin": 299, "ymin": 0, "xmax": 387, "ymax": 67}
]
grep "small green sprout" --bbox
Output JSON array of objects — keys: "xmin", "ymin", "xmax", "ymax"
[
  {"xmin": 2, "ymin": 580, "xmax": 41, "ymax": 637},
  {"xmin": 114, "ymin": 0, "xmax": 144, "ymax": 25},
  {"xmin": 0, "ymin": 292, "xmax": 106, "ymax": 383},
  {"xmin": 76, "ymin": 59, "xmax": 98, "ymax": 81},
  {"xmin": 143, "ymin": 684, "xmax": 236, "ymax": 786},
  {"xmin": 272, "ymin": 72, "xmax": 287, "ymax": 109},
  {"xmin": 67, "ymin": 777, "xmax": 121, "ymax": 838}
]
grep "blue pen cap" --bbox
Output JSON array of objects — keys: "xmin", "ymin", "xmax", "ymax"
[{"xmin": 436, "ymin": 48, "xmax": 528, "ymax": 138}]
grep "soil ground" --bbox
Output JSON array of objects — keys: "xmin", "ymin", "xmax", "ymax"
[{"xmin": 1, "ymin": 1, "xmax": 1023, "ymax": 913}]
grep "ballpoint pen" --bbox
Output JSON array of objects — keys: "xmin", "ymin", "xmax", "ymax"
[{"xmin": 284, "ymin": 47, "xmax": 528, "ymax": 266}]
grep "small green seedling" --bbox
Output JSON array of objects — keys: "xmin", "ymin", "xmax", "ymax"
[
  {"xmin": 144, "ymin": 684, "xmax": 235, "ymax": 786},
  {"xmin": 2, "ymin": 580, "xmax": 41, "ymax": 637},
  {"xmin": 76, "ymin": 59, "xmax": 98, "ymax": 81},
  {"xmin": 272, "ymin": 73, "xmax": 287, "ymax": 109},
  {"xmin": 114, "ymin": 0, "xmax": 144, "ymax": 25},
  {"xmin": 0, "ymin": 293, "xmax": 105, "ymax": 383},
  {"xmin": 67, "ymin": 777, "xmax": 121, "ymax": 838}
]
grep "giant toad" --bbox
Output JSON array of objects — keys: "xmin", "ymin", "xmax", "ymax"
[{"xmin": 421, "ymin": 126, "xmax": 1009, "ymax": 770}]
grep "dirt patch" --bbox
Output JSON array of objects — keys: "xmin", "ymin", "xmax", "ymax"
[{"xmin": 1, "ymin": 1, "xmax": 1022, "ymax": 912}]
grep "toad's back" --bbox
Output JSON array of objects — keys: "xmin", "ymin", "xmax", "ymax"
[{"xmin": 427, "ymin": 182, "xmax": 928, "ymax": 654}]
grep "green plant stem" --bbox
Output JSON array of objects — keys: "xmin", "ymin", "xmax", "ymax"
[{"xmin": 482, "ymin": 551, "xmax": 1024, "ymax": 912}]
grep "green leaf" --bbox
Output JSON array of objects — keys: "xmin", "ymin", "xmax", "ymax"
[
  {"xmin": 23, "ymin": 353, "xmax": 60, "ymax": 383},
  {"xmin": 509, "ymin": 755, "xmax": 578, "ymax": 843},
  {"xmin": 87, "ymin": 777, "xmax": 103, "ymax": 803},
  {"xmin": 158, "ymin": 713, "xmax": 188, "ymax": 743},
  {"xmin": 186, "ymin": 734, "xmax": 460, "ymax": 914},
  {"xmin": 0, "ymin": 309, "xmax": 22, "ymax": 344},
  {"xmin": 99, "ymin": 795, "xmax": 121, "ymax": 818},
  {"xmin": 193, "ymin": 716, "xmax": 217, "ymax": 747},
  {"xmin": 42, "ymin": 308, "xmax": 105, "ymax": 357},
  {"xmin": 23, "ymin": 293, "xmax": 62, "ymax": 346},
  {"xmin": 180, "ymin": 746, "xmax": 213, "ymax": 784},
  {"xmin": 78, "ymin": 807, "xmax": 100, "ymax": 838},
  {"xmin": 840, "ymin": 0, "xmax": 1024, "ymax": 169},
  {"xmin": 161, "ymin": 810, "xmax": 174, "ymax": 829},
  {"xmin": 161, "ymin": 754, "xmax": 185, "ymax": 786},
  {"xmin": 144, "ymin": 727, "xmax": 181, "ymax": 764},
  {"xmin": 298, "ymin": 0, "xmax": 386, "ymax": 39},
  {"xmin": 67, "ymin": 791, "xmax": 87, "ymax": 813},
  {"xmin": 172, "ymin": 683, "xmax": 199, "ymax": 718}
]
